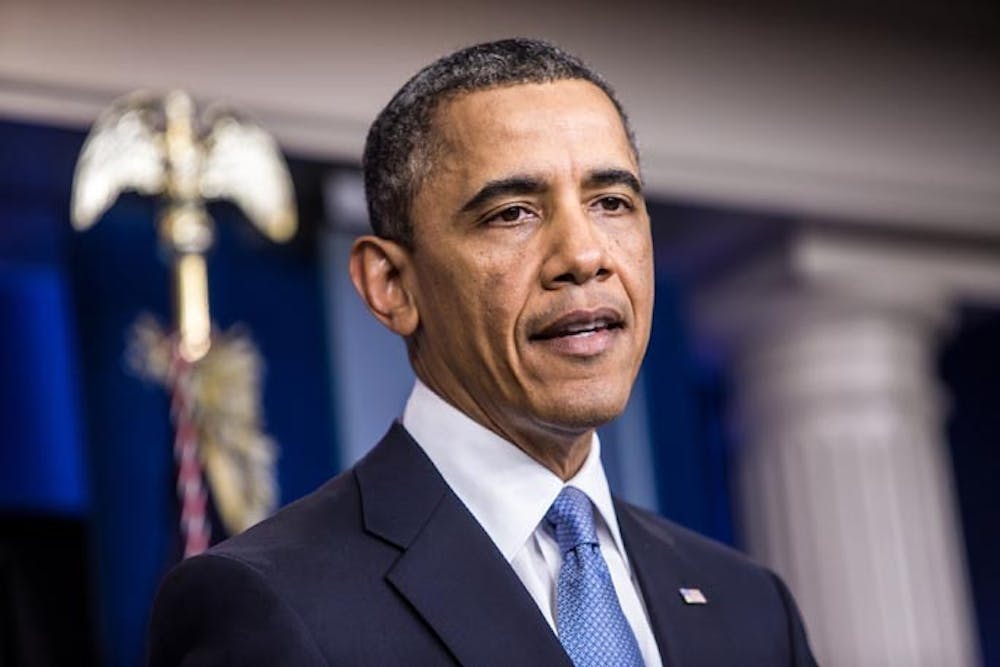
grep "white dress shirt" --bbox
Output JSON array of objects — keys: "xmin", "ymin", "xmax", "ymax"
[{"xmin": 403, "ymin": 379, "xmax": 663, "ymax": 667}]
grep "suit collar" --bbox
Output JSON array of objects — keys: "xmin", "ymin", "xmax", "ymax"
[
  {"xmin": 355, "ymin": 423, "xmax": 571, "ymax": 667},
  {"xmin": 616, "ymin": 499, "xmax": 722, "ymax": 667},
  {"xmin": 354, "ymin": 421, "xmax": 447, "ymax": 549},
  {"xmin": 402, "ymin": 380, "xmax": 627, "ymax": 564}
]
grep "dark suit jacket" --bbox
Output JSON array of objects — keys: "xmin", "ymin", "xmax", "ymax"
[{"xmin": 149, "ymin": 422, "xmax": 817, "ymax": 666}]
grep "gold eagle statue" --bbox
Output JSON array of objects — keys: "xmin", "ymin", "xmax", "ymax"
[
  {"xmin": 70, "ymin": 90, "xmax": 295, "ymax": 543},
  {"xmin": 71, "ymin": 89, "xmax": 295, "ymax": 240}
]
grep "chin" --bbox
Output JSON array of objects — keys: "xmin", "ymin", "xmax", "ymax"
[{"xmin": 537, "ymin": 382, "xmax": 633, "ymax": 431}]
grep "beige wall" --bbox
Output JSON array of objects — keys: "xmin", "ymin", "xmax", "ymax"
[{"xmin": 2, "ymin": 0, "xmax": 998, "ymax": 232}]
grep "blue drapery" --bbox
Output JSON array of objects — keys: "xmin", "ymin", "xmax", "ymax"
[
  {"xmin": 642, "ymin": 276, "xmax": 734, "ymax": 545},
  {"xmin": 0, "ymin": 264, "xmax": 87, "ymax": 514},
  {"xmin": 0, "ymin": 122, "xmax": 87, "ymax": 517}
]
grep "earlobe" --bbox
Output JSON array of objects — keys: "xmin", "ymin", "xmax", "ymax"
[{"xmin": 348, "ymin": 236, "xmax": 420, "ymax": 336}]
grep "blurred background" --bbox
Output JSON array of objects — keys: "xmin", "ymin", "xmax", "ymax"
[{"xmin": 1, "ymin": 0, "xmax": 998, "ymax": 665}]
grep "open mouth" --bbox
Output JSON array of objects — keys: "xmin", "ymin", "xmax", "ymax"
[{"xmin": 529, "ymin": 308, "xmax": 626, "ymax": 342}]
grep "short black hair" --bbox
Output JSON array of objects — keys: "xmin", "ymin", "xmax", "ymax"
[{"xmin": 362, "ymin": 38, "xmax": 638, "ymax": 248}]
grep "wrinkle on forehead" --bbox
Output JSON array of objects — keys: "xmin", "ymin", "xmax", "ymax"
[{"xmin": 434, "ymin": 80, "xmax": 636, "ymax": 193}]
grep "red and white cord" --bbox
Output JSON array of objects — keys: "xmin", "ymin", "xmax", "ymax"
[{"xmin": 169, "ymin": 354, "xmax": 211, "ymax": 558}]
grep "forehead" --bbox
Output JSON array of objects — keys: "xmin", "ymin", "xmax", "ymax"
[{"xmin": 426, "ymin": 79, "xmax": 637, "ymax": 188}]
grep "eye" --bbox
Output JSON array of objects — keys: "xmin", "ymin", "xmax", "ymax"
[
  {"xmin": 485, "ymin": 205, "xmax": 537, "ymax": 226},
  {"xmin": 593, "ymin": 196, "xmax": 633, "ymax": 213}
]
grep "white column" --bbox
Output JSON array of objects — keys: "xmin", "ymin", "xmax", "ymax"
[
  {"xmin": 729, "ymin": 296, "xmax": 978, "ymax": 666},
  {"xmin": 688, "ymin": 225, "xmax": 1000, "ymax": 665}
]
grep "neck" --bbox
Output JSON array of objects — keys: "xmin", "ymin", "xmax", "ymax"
[
  {"xmin": 497, "ymin": 415, "xmax": 594, "ymax": 481},
  {"xmin": 413, "ymin": 371, "xmax": 594, "ymax": 481},
  {"xmin": 517, "ymin": 431, "xmax": 592, "ymax": 481}
]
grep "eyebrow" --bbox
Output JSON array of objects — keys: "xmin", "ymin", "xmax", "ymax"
[
  {"xmin": 459, "ymin": 175, "xmax": 545, "ymax": 214},
  {"xmin": 584, "ymin": 168, "xmax": 643, "ymax": 195},
  {"xmin": 458, "ymin": 167, "xmax": 643, "ymax": 215}
]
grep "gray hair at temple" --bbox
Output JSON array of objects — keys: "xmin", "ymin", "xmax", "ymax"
[{"xmin": 362, "ymin": 38, "xmax": 640, "ymax": 249}]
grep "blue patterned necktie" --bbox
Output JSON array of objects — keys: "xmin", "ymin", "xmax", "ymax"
[{"xmin": 546, "ymin": 486, "xmax": 645, "ymax": 667}]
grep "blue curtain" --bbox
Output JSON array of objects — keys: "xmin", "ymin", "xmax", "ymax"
[
  {"xmin": 642, "ymin": 273, "xmax": 734, "ymax": 546},
  {"xmin": 0, "ymin": 264, "xmax": 87, "ymax": 514},
  {"xmin": 941, "ymin": 306, "xmax": 1000, "ymax": 667},
  {"xmin": 0, "ymin": 121, "xmax": 87, "ymax": 516}
]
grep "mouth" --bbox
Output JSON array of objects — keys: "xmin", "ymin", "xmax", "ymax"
[{"xmin": 529, "ymin": 307, "xmax": 626, "ymax": 356}]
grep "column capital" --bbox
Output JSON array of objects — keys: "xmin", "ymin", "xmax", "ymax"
[{"xmin": 691, "ymin": 224, "xmax": 1000, "ymax": 354}]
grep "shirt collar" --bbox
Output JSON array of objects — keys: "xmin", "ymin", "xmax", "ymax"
[{"xmin": 402, "ymin": 379, "xmax": 628, "ymax": 565}]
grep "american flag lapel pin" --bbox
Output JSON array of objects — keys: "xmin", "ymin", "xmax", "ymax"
[{"xmin": 679, "ymin": 587, "xmax": 708, "ymax": 605}]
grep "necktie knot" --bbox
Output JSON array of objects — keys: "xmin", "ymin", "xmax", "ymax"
[{"xmin": 545, "ymin": 486, "xmax": 599, "ymax": 554}]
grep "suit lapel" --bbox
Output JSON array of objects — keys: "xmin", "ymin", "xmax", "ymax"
[
  {"xmin": 616, "ymin": 500, "xmax": 712, "ymax": 667},
  {"xmin": 356, "ymin": 423, "xmax": 571, "ymax": 667}
]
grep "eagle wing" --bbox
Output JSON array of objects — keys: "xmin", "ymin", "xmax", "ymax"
[
  {"xmin": 200, "ymin": 114, "xmax": 297, "ymax": 242},
  {"xmin": 71, "ymin": 94, "xmax": 166, "ymax": 230}
]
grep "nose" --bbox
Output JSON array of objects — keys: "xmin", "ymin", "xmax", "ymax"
[{"xmin": 541, "ymin": 203, "xmax": 611, "ymax": 288}]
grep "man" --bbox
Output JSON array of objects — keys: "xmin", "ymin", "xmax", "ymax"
[{"xmin": 149, "ymin": 39, "xmax": 817, "ymax": 666}]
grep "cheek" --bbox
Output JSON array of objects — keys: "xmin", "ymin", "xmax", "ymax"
[
  {"xmin": 615, "ymin": 228, "xmax": 654, "ymax": 283},
  {"xmin": 475, "ymin": 254, "xmax": 537, "ymax": 356},
  {"xmin": 615, "ymin": 232, "xmax": 655, "ymax": 336},
  {"xmin": 474, "ymin": 242, "xmax": 531, "ymax": 295},
  {"xmin": 479, "ymin": 267, "xmax": 523, "ymax": 333},
  {"xmin": 421, "ymin": 240, "xmax": 535, "ymax": 349},
  {"xmin": 431, "ymin": 256, "xmax": 515, "ymax": 340}
]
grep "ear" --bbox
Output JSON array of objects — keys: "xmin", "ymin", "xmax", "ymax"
[{"xmin": 349, "ymin": 235, "xmax": 420, "ymax": 337}]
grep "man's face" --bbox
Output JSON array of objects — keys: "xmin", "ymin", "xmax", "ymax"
[{"xmin": 405, "ymin": 79, "xmax": 654, "ymax": 449}]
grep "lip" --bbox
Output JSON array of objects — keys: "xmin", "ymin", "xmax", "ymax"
[
  {"xmin": 531, "ymin": 307, "xmax": 625, "ymax": 340},
  {"xmin": 529, "ymin": 307, "xmax": 625, "ymax": 357}
]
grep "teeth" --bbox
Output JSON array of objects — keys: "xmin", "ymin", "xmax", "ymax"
[
  {"xmin": 562, "ymin": 320, "xmax": 607, "ymax": 335},
  {"xmin": 530, "ymin": 315, "xmax": 621, "ymax": 341}
]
